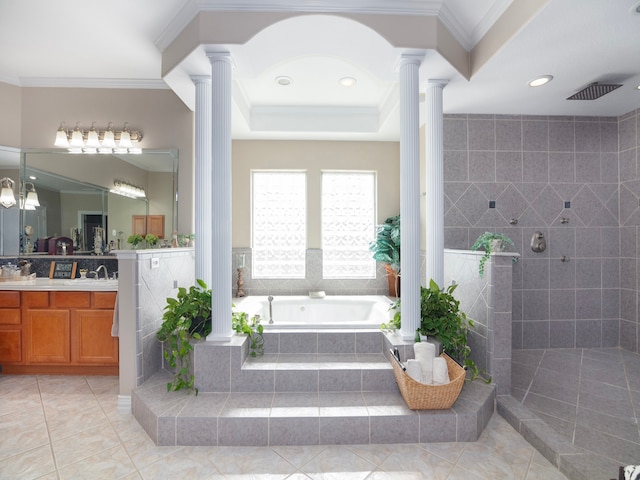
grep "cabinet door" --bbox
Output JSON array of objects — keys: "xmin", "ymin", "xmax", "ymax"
[
  {"xmin": 147, "ymin": 215, "xmax": 165, "ymax": 238},
  {"xmin": 27, "ymin": 310, "xmax": 70, "ymax": 363},
  {"xmin": 73, "ymin": 310, "xmax": 118, "ymax": 365},
  {"xmin": 132, "ymin": 215, "xmax": 147, "ymax": 236},
  {"xmin": 0, "ymin": 330, "xmax": 22, "ymax": 363}
]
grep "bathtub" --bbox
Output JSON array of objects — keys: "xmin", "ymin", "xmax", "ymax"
[{"xmin": 233, "ymin": 295, "xmax": 395, "ymax": 329}]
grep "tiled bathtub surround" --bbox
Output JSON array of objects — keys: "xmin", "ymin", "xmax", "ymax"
[
  {"xmin": 442, "ymin": 113, "xmax": 632, "ymax": 351},
  {"xmin": 232, "ymin": 248, "xmax": 390, "ymax": 296}
]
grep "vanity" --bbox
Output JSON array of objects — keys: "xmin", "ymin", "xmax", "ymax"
[{"xmin": 0, "ymin": 278, "xmax": 118, "ymax": 375}]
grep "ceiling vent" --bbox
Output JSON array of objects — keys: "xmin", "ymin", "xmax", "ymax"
[{"xmin": 567, "ymin": 83, "xmax": 622, "ymax": 100}]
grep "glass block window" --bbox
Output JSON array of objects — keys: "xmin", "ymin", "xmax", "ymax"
[
  {"xmin": 252, "ymin": 171, "xmax": 306, "ymax": 278},
  {"xmin": 322, "ymin": 171, "xmax": 376, "ymax": 279}
]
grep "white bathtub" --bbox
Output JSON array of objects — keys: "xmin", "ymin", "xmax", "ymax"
[{"xmin": 233, "ymin": 295, "xmax": 394, "ymax": 329}]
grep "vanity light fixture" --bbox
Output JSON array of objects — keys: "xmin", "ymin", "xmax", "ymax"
[
  {"xmin": 23, "ymin": 182, "xmax": 40, "ymax": 208},
  {"xmin": 0, "ymin": 177, "xmax": 16, "ymax": 208},
  {"xmin": 110, "ymin": 180, "xmax": 146, "ymax": 199},
  {"xmin": 528, "ymin": 75, "xmax": 553, "ymax": 87},
  {"xmin": 53, "ymin": 121, "xmax": 142, "ymax": 154}
]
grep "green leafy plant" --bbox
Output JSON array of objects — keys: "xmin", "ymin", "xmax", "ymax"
[
  {"xmin": 390, "ymin": 279, "xmax": 489, "ymax": 382},
  {"xmin": 127, "ymin": 233, "xmax": 144, "ymax": 248},
  {"xmin": 232, "ymin": 310, "xmax": 264, "ymax": 357},
  {"xmin": 145, "ymin": 233, "xmax": 159, "ymax": 246},
  {"xmin": 156, "ymin": 279, "xmax": 212, "ymax": 394},
  {"xmin": 369, "ymin": 214, "xmax": 400, "ymax": 273},
  {"xmin": 471, "ymin": 232, "xmax": 515, "ymax": 277}
]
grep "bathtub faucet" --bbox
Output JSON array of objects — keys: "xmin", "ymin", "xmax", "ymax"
[{"xmin": 268, "ymin": 295, "xmax": 274, "ymax": 324}]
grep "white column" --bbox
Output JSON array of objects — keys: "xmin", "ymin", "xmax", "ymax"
[
  {"xmin": 425, "ymin": 80, "xmax": 447, "ymax": 288},
  {"xmin": 192, "ymin": 76, "xmax": 212, "ymax": 288},
  {"xmin": 207, "ymin": 51, "xmax": 233, "ymax": 340},
  {"xmin": 398, "ymin": 54, "xmax": 422, "ymax": 340}
]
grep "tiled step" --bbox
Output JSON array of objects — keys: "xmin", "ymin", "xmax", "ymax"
[
  {"xmin": 132, "ymin": 370, "xmax": 496, "ymax": 446},
  {"xmin": 136, "ymin": 330, "xmax": 496, "ymax": 446},
  {"xmin": 236, "ymin": 353, "xmax": 397, "ymax": 392}
]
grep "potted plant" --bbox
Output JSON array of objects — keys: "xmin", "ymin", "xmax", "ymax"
[
  {"xmin": 369, "ymin": 214, "xmax": 401, "ymax": 297},
  {"xmin": 127, "ymin": 233, "xmax": 144, "ymax": 249},
  {"xmin": 232, "ymin": 309, "xmax": 264, "ymax": 357},
  {"xmin": 471, "ymin": 232, "xmax": 515, "ymax": 277},
  {"xmin": 145, "ymin": 233, "xmax": 159, "ymax": 247},
  {"xmin": 389, "ymin": 279, "xmax": 487, "ymax": 382},
  {"xmin": 156, "ymin": 279, "xmax": 212, "ymax": 394}
]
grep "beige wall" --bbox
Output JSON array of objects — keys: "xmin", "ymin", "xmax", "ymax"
[
  {"xmin": 0, "ymin": 83, "xmax": 195, "ymax": 233},
  {"xmin": 232, "ymin": 140, "xmax": 400, "ymax": 248},
  {"xmin": 0, "ymin": 82, "xmax": 22, "ymax": 147}
]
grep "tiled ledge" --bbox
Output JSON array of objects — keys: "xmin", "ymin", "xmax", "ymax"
[{"xmin": 497, "ymin": 396, "xmax": 621, "ymax": 480}]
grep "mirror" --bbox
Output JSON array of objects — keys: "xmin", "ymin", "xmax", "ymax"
[{"xmin": 19, "ymin": 149, "xmax": 178, "ymax": 255}]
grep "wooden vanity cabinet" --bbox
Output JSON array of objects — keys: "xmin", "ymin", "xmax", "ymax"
[
  {"xmin": 0, "ymin": 291, "xmax": 23, "ymax": 364},
  {"xmin": 0, "ymin": 290, "xmax": 118, "ymax": 374}
]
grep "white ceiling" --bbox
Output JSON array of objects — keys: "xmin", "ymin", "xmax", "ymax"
[{"xmin": 1, "ymin": 0, "xmax": 639, "ymax": 143}]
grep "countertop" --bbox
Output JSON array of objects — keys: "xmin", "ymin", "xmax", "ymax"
[{"xmin": 0, "ymin": 278, "xmax": 118, "ymax": 291}]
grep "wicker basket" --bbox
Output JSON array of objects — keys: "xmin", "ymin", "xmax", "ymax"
[{"xmin": 390, "ymin": 353, "xmax": 466, "ymax": 410}]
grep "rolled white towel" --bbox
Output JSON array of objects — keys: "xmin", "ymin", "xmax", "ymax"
[
  {"xmin": 414, "ymin": 341, "xmax": 436, "ymax": 362},
  {"xmin": 414, "ymin": 342, "xmax": 436, "ymax": 383},
  {"xmin": 405, "ymin": 359, "xmax": 424, "ymax": 383},
  {"xmin": 624, "ymin": 465, "xmax": 640, "ymax": 480},
  {"xmin": 432, "ymin": 356, "xmax": 450, "ymax": 385}
]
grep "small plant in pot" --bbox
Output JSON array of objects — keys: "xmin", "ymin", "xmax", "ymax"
[
  {"xmin": 127, "ymin": 233, "xmax": 144, "ymax": 249},
  {"xmin": 156, "ymin": 279, "xmax": 212, "ymax": 394},
  {"xmin": 369, "ymin": 214, "xmax": 401, "ymax": 297},
  {"xmin": 145, "ymin": 233, "xmax": 159, "ymax": 247},
  {"xmin": 390, "ymin": 279, "xmax": 489, "ymax": 382},
  {"xmin": 471, "ymin": 231, "xmax": 515, "ymax": 277}
]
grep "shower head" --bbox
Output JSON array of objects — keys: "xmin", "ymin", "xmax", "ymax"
[{"xmin": 566, "ymin": 83, "xmax": 622, "ymax": 100}]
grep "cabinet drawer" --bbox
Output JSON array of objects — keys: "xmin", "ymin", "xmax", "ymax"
[
  {"xmin": 92, "ymin": 292, "xmax": 117, "ymax": 309},
  {"xmin": 23, "ymin": 291, "xmax": 49, "ymax": 307},
  {"xmin": 0, "ymin": 309, "xmax": 21, "ymax": 324},
  {"xmin": 51, "ymin": 292, "xmax": 90, "ymax": 308},
  {"xmin": 0, "ymin": 291, "xmax": 20, "ymax": 308}
]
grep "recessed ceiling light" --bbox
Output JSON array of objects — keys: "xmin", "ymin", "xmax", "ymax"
[
  {"xmin": 29, "ymin": 175, "xmax": 36, "ymax": 180},
  {"xmin": 275, "ymin": 76, "xmax": 292, "ymax": 86},
  {"xmin": 630, "ymin": 1, "xmax": 640, "ymax": 14},
  {"xmin": 339, "ymin": 77, "xmax": 357, "ymax": 87},
  {"xmin": 637, "ymin": 84, "xmax": 640, "ymax": 90},
  {"xmin": 528, "ymin": 75, "xmax": 553, "ymax": 87}
]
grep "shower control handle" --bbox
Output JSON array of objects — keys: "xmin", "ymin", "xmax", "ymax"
[{"xmin": 531, "ymin": 231, "xmax": 546, "ymax": 253}]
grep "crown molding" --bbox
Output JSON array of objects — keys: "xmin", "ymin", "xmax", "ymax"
[
  {"xmin": 155, "ymin": 0, "xmax": 446, "ymax": 52},
  {"xmin": 18, "ymin": 78, "xmax": 170, "ymax": 89}
]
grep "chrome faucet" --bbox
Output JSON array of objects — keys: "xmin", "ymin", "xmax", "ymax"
[
  {"xmin": 268, "ymin": 295, "xmax": 274, "ymax": 324},
  {"xmin": 95, "ymin": 265, "xmax": 108, "ymax": 280}
]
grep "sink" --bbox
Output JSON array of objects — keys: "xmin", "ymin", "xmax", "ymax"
[{"xmin": 63, "ymin": 279, "xmax": 118, "ymax": 287}]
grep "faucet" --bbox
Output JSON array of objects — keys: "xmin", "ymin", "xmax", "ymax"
[
  {"xmin": 95, "ymin": 265, "xmax": 109, "ymax": 280},
  {"xmin": 268, "ymin": 295, "xmax": 274, "ymax": 324}
]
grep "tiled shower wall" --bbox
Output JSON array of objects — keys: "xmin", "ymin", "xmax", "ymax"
[
  {"xmin": 443, "ymin": 114, "xmax": 623, "ymax": 351},
  {"xmin": 619, "ymin": 108, "xmax": 640, "ymax": 353}
]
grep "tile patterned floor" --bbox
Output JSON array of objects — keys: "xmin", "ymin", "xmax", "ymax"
[
  {"xmin": 511, "ymin": 347, "xmax": 640, "ymax": 477},
  {"xmin": 0, "ymin": 374, "xmax": 568, "ymax": 480}
]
